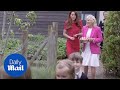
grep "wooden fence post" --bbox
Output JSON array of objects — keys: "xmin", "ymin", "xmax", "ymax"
[
  {"xmin": 2, "ymin": 11, "xmax": 6, "ymax": 40},
  {"xmin": 21, "ymin": 30, "xmax": 28, "ymax": 58},
  {"xmin": 47, "ymin": 22, "xmax": 58, "ymax": 68},
  {"xmin": 0, "ymin": 53, "xmax": 4, "ymax": 66}
]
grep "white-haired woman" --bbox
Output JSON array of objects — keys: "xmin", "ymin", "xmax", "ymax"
[{"xmin": 80, "ymin": 15, "xmax": 103, "ymax": 79}]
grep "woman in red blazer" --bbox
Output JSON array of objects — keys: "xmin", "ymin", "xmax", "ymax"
[
  {"xmin": 81, "ymin": 15, "xmax": 103, "ymax": 79},
  {"xmin": 63, "ymin": 11, "xmax": 83, "ymax": 58}
]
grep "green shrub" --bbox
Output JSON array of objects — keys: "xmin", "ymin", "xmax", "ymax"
[
  {"xmin": 28, "ymin": 33, "xmax": 45, "ymax": 42},
  {"xmin": 57, "ymin": 37, "xmax": 66, "ymax": 59},
  {"xmin": 28, "ymin": 35, "xmax": 67, "ymax": 60},
  {"xmin": 101, "ymin": 11, "xmax": 120, "ymax": 76},
  {"xmin": 2, "ymin": 34, "xmax": 67, "ymax": 62},
  {"xmin": 31, "ymin": 65, "xmax": 55, "ymax": 79},
  {"xmin": 27, "ymin": 34, "xmax": 47, "ymax": 60},
  {"xmin": 2, "ymin": 38, "xmax": 20, "ymax": 61}
]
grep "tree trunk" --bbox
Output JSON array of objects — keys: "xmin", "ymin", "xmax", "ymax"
[
  {"xmin": 0, "ymin": 53, "xmax": 4, "ymax": 66},
  {"xmin": 2, "ymin": 11, "xmax": 14, "ymax": 54},
  {"xmin": 1, "ymin": 11, "xmax": 6, "ymax": 40},
  {"xmin": 21, "ymin": 30, "xmax": 28, "ymax": 58}
]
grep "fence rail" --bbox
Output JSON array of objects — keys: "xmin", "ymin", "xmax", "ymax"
[{"xmin": 0, "ymin": 22, "xmax": 58, "ymax": 68}]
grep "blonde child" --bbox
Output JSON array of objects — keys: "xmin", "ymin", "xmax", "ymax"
[{"xmin": 55, "ymin": 59, "xmax": 75, "ymax": 79}]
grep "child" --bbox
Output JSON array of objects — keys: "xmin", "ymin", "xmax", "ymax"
[
  {"xmin": 55, "ymin": 59, "xmax": 75, "ymax": 79},
  {"xmin": 69, "ymin": 52, "xmax": 88, "ymax": 79},
  {"xmin": 0, "ymin": 62, "xmax": 32, "ymax": 79}
]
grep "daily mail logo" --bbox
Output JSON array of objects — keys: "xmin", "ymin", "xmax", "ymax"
[{"xmin": 4, "ymin": 53, "xmax": 27, "ymax": 77}]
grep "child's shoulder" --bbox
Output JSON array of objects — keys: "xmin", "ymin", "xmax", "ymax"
[{"xmin": 80, "ymin": 72, "xmax": 88, "ymax": 79}]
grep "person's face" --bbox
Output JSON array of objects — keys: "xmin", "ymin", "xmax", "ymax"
[
  {"xmin": 103, "ymin": 12, "xmax": 108, "ymax": 19},
  {"xmin": 86, "ymin": 17, "xmax": 94, "ymax": 27},
  {"xmin": 70, "ymin": 12, "xmax": 76, "ymax": 21},
  {"xmin": 56, "ymin": 67, "xmax": 72, "ymax": 79},
  {"xmin": 73, "ymin": 60, "xmax": 81, "ymax": 71}
]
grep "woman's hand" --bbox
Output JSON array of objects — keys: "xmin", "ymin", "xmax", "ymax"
[
  {"xmin": 73, "ymin": 34, "xmax": 78, "ymax": 37},
  {"xmin": 79, "ymin": 33, "xmax": 82, "ymax": 36},
  {"xmin": 88, "ymin": 38, "xmax": 95, "ymax": 42},
  {"xmin": 84, "ymin": 38, "xmax": 89, "ymax": 42},
  {"xmin": 74, "ymin": 33, "xmax": 82, "ymax": 38},
  {"xmin": 69, "ymin": 36, "xmax": 75, "ymax": 40},
  {"xmin": 80, "ymin": 37, "xmax": 89, "ymax": 43}
]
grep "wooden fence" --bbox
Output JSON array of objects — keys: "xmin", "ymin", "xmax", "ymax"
[{"xmin": 0, "ymin": 22, "xmax": 58, "ymax": 68}]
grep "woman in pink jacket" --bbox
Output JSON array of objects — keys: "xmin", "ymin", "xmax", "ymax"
[{"xmin": 81, "ymin": 15, "xmax": 103, "ymax": 79}]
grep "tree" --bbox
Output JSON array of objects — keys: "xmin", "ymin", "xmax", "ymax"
[
  {"xmin": 1, "ymin": 11, "xmax": 7, "ymax": 40},
  {"xmin": 101, "ymin": 11, "xmax": 120, "ymax": 77},
  {"xmin": 14, "ymin": 11, "xmax": 37, "ymax": 57},
  {"xmin": 1, "ymin": 11, "xmax": 37, "ymax": 57}
]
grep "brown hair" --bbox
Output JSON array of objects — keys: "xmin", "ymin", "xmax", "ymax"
[
  {"xmin": 56, "ymin": 59, "xmax": 75, "ymax": 79},
  {"xmin": 66, "ymin": 11, "xmax": 81, "ymax": 30},
  {"xmin": 69, "ymin": 52, "xmax": 83, "ymax": 63}
]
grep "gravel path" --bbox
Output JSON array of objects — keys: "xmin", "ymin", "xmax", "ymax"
[{"xmin": 86, "ymin": 60, "xmax": 119, "ymax": 79}]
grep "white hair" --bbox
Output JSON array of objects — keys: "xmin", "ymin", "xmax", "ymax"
[{"xmin": 86, "ymin": 14, "xmax": 97, "ymax": 26}]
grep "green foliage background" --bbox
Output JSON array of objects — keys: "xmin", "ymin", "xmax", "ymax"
[{"xmin": 101, "ymin": 11, "xmax": 120, "ymax": 76}]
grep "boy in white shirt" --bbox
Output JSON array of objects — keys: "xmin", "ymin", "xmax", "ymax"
[{"xmin": 69, "ymin": 52, "xmax": 88, "ymax": 79}]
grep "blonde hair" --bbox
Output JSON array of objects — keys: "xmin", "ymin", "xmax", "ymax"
[
  {"xmin": 56, "ymin": 59, "xmax": 75, "ymax": 79},
  {"xmin": 86, "ymin": 14, "xmax": 97, "ymax": 26}
]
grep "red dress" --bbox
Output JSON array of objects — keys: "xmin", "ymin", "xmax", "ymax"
[{"xmin": 64, "ymin": 20, "xmax": 83, "ymax": 56}]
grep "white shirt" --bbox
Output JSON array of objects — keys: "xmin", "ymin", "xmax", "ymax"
[{"xmin": 75, "ymin": 70, "xmax": 83, "ymax": 79}]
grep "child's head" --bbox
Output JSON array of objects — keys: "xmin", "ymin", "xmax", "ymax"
[
  {"xmin": 103, "ymin": 11, "xmax": 108, "ymax": 20},
  {"xmin": 69, "ymin": 52, "xmax": 83, "ymax": 71},
  {"xmin": 55, "ymin": 59, "xmax": 75, "ymax": 79}
]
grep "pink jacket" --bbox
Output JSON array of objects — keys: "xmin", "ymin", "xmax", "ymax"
[{"xmin": 82, "ymin": 25, "xmax": 103, "ymax": 54}]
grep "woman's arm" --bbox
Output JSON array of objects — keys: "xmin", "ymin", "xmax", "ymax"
[
  {"xmin": 88, "ymin": 27, "xmax": 103, "ymax": 43},
  {"xmin": 63, "ymin": 29, "xmax": 75, "ymax": 40},
  {"xmin": 93, "ymin": 27, "xmax": 103, "ymax": 43},
  {"xmin": 74, "ymin": 33, "xmax": 82, "ymax": 37},
  {"xmin": 63, "ymin": 20, "xmax": 75, "ymax": 40},
  {"xmin": 74, "ymin": 20, "xmax": 83, "ymax": 38}
]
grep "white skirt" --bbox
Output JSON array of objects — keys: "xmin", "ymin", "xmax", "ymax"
[{"xmin": 81, "ymin": 42, "xmax": 100, "ymax": 67}]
